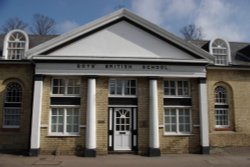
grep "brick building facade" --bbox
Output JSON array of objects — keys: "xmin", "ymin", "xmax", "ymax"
[{"xmin": 0, "ymin": 9, "xmax": 249, "ymax": 157}]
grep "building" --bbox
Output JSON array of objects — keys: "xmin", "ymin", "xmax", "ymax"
[{"xmin": 0, "ymin": 9, "xmax": 249, "ymax": 157}]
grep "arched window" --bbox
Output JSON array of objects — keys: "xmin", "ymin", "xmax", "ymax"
[
  {"xmin": 3, "ymin": 82, "xmax": 22, "ymax": 128},
  {"xmin": 3, "ymin": 29, "xmax": 29, "ymax": 60},
  {"xmin": 209, "ymin": 38, "xmax": 231, "ymax": 65},
  {"xmin": 214, "ymin": 86, "xmax": 229, "ymax": 128}
]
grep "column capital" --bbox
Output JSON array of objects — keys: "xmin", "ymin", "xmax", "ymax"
[
  {"xmin": 86, "ymin": 75, "xmax": 98, "ymax": 79},
  {"xmin": 148, "ymin": 76, "xmax": 161, "ymax": 80},
  {"xmin": 34, "ymin": 75, "xmax": 44, "ymax": 81},
  {"xmin": 198, "ymin": 78, "xmax": 207, "ymax": 84}
]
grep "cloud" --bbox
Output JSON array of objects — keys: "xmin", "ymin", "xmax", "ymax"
[
  {"xmin": 163, "ymin": 0, "xmax": 197, "ymax": 19},
  {"xmin": 131, "ymin": 0, "xmax": 250, "ymax": 42},
  {"xmin": 194, "ymin": 0, "xmax": 247, "ymax": 41},
  {"xmin": 131, "ymin": 0, "xmax": 165, "ymax": 25},
  {"xmin": 56, "ymin": 20, "xmax": 79, "ymax": 34}
]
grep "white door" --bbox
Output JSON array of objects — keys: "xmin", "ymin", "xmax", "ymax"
[{"xmin": 114, "ymin": 108, "xmax": 132, "ymax": 150}]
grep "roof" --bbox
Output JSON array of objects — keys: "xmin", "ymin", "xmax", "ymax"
[
  {"xmin": 26, "ymin": 8, "xmax": 214, "ymax": 63},
  {"xmin": 190, "ymin": 40, "xmax": 250, "ymax": 66},
  {"xmin": 0, "ymin": 34, "xmax": 57, "ymax": 57}
]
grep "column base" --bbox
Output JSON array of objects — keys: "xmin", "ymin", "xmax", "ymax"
[
  {"xmin": 84, "ymin": 149, "xmax": 96, "ymax": 157},
  {"xmin": 29, "ymin": 148, "xmax": 40, "ymax": 156},
  {"xmin": 148, "ymin": 147, "xmax": 161, "ymax": 157},
  {"xmin": 201, "ymin": 146, "xmax": 210, "ymax": 154}
]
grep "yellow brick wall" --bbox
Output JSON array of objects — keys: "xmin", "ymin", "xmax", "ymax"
[
  {"xmin": 159, "ymin": 78, "xmax": 201, "ymax": 154},
  {"xmin": 137, "ymin": 77, "xmax": 149, "ymax": 155},
  {"xmin": 0, "ymin": 64, "xmax": 33, "ymax": 151},
  {"xmin": 39, "ymin": 76, "xmax": 202, "ymax": 155},
  {"xmin": 96, "ymin": 77, "xmax": 108, "ymax": 155},
  {"xmin": 130, "ymin": 78, "xmax": 201, "ymax": 155},
  {"xmin": 40, "ymin": 76, "xmax": 87, "ymax": 155},
  {"xmin": 207, "ymin": 69, "xmax": 250, "ymax": 147}
]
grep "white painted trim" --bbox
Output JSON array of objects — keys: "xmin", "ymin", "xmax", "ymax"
[
  {"xmin": 108, "ymin": 95, "xmax": 137, "ymax": 98},
  {"xmin": 209, "ymin": 38, "xmax": 231, "ymax": 65},
  {"xmin": 30, "ymin": 79, "xmax": 43, "ymax": 149},
  {"xmin": 49, "ymin": 105, "xmax": 81, "ymax": 107},
  {"xmin": 163, "ymin": 133, "xmax": 194, "ymax": 136},
  {"xmin": 199, "ymin": 81, "xmax": 209, "ymax": 148},
  {"xmin": 47, "ymin": 134, "xmax": 80, "ymax": 137},
  {"xmin": 86, "ymin": 78, "xmax": 96, "ymax": 149},
  {"xmin": 80, "ymin": 125, "xmax": 86, "ymax": 128},
  {"xmin": 37, "ymin": 73, "xmax": 206, "ymax": 78},
  {"xmin": 163, "ymin": 105, "xmax": 192, "ymax": 108},
  {"xmin": 133, "ymin": 135, "xmax": 137, "ymax": 147},
  {"xmin": 108, "ymin": 78, "xmax": 137, "ymax": 97},
  {"xmin": 31, "ymin": 55, "xmax": 210, "ymax": 63},
  {"xmin": 133, "ymin": 108, "xmax": 137, "ymax": 130},
  {"xmin": 163, "ymin": 79, "xmax": 191, "ymax": 97},
  {"xmin": 109, "ymin": 135, "xmax": 112, "ymax": 147},
  {"xmin": 3, "ymin": 29, "xmax": 29, "ymax": 60},
  {"xmin": 164, "ymin": 96, "xmax": 192, "ymax": 99},
  {"xmin": 48, "ymin": 107, "xmax": 80, "ymax": 136},
  {"xmin": 50, "ymin": 95, "xmax": 80, "ymax": 98},
  {"xmin": 149, "ymin": 79, "xmax": 160, "ymax": 148},
  {"xmin": 50, "ymin": 77, "xmax": 81, "ymax": 96},
  {"xmin": 158, "ymin": 125, "xmax": 164, "ymax": 128},
  {"xmin": 40, "ymin": 124, "xmax": 48, "ymax": 128},
  {"xmin": 27, "ymin": 9, "xmax": 213, "ymax": 62},
  {"xmin": 109, "ymin": 108, "xmax": 113, "ymax": 130},
  {"xmin": 108, "ymin": 105, "xmax": 138, "ymax": 107},
  {"xmin": 163, "ymin": 107, "xmax": 192, "ymax": 134},
  {"xmin": 35, "ymin": 62, "xmax": 206, "ymax": 78}
]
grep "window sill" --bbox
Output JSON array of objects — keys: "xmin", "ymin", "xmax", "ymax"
[
  {"xmin": 164, "ymin": 96, "xmax": 191, "ymax": 99},
  {"xmin": 47, "ymin": 134, "xmax": 80, "ymax": 137},
  {"xmin": 108, "ymin": 95, "xmax": 137, "ymax": 98},
  {"xmin": 214, "ymin": 127, "xmax": 231, "ymax": 131},
  {"xmin": 163, "ymin": 133, "xmax": 193, "ymax": 136},
  {"xmin": 50, "ymin": 95, "xmax": 80, "ymax": 97},
  {"xmin": 0, "ymin": 128, "xmax": 20, "ymax": 132}
]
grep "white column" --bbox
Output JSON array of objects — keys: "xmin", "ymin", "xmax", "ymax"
[
  {"xmin": 149, "ymin": 79, "xmax": 160, "ymax": 156},
  {"xmin": 85, "ymin": 78, "xmax": 96, "ymax": 156},
  {"xmin": 199, "ymin": 78, "xmax": 210, "ymax": 154},
  {"xmin": 30, "ymin": 75, "xmax": 43, "ymax": 156}
]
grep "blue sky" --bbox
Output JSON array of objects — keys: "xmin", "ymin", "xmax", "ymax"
[{"xmin": 1, "ymin": 0, "xmax": 250, "ymax": 42}]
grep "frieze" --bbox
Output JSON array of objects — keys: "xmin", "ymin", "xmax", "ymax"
[{"xmin": 76, "ymin": 63, "xmax": 168, "ymax": 70}]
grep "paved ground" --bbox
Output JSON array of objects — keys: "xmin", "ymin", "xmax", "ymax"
[{"xmin": 0, "ymin": 148, "xmax": 250, "ymax": 167}]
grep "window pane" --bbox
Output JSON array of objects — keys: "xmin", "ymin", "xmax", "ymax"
[
  {"xmin": 67, "ymin": 79, "xmax": 80, "ymax": 95},
  {"xmin": 66, "ymin": 108, "xmax": 79, "ymax": 133},
  {"xmin": 117, "ymin": 80, "xmax": 122, "ymax": 95},
  {"xmin": 52, "ymin": 116, "xmax": 57, "ymax": 124},
  {"xmin": 3, "ymin": 108, "xmax": 21, "ymax": 127},
  {"xmin": 215, "ymin": 86, "xmax": 227, "ymax": 104},
  {"xmin": 165, "ymin": 108, "xmax": 191, "ymax": 133},
  {"xmin": 7, "ymin": 32, "xmax": 26, "ymax": 60},
  {"xmin": 52, "ymin": 125, "xmax": 57, "ymax": 132},
  {"xmin": 5, "ymin": 82, "xmax": 22, "ymax": 103},
  {"xmin": 109, "ymin": 80, "xmax": 115, "ymax": 94},
  {"xmin": 164, "ymin": 80, "xmax": 190, "ymax": 96},
  {"xmin": 58, "ymin": 125, "xmax": 63, "ymax": 132},
  {"xmin": 51, "ymin": 108, "xmax": 64, "ymax": 133},
  {"xmin": 179, "ymin": 108, "xmax": 191, "ymax": 133},
  {"xmin": 164, "ymin": 108, "xmax": 177, "ymax": 132},
  {"xmin": 215, "ymin": 109, "xmax": 229, "ymax": 126},
  {"xmin": 109, "ymin": 79, "xmax": 136, "ymax": 96},
  {"xmin": 52, "ymin": 79, "xmax": 65, "ymax": 94}
]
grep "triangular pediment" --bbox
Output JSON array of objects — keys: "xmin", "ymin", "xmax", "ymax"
[{"xmin": 27, "ymin": 9, "xmax": 214, "ymax": 63}]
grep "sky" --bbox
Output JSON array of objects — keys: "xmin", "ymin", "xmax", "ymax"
[{"xmin": 0, "ymin": 0, "xmax": 250, "ymax": 42}]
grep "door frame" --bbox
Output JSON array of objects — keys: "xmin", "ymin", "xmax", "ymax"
[{"xmin": 108, "ymin": 107, "xmax": 138, "ymax": 152}]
